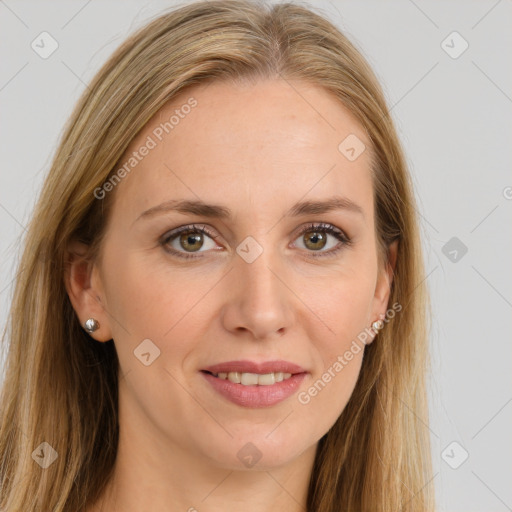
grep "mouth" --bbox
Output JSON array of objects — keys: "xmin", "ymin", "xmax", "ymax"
[{"xmin": 200, "ymin": 360, "xmax": 308, "ymax": 408}]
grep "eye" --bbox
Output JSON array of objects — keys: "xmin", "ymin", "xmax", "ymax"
[
  {"xmin": 292, "ymin": 222, "xmax": 352, "ymax": 258},
  {"xmin": 160, "ymin": 222, "xmax": 352, "ymax": 260},
  {"xmin": 160, "ymin": 224, "xmax": 220, "ymax": 259}
]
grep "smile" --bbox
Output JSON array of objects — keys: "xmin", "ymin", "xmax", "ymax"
[{"xmin": 200, "ymin": 369, "xmax": 307, "ymax": 408}]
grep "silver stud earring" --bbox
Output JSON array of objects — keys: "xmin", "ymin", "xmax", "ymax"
[
  {"xmin": 371, "ymin": 319, "xmax": 384, "ymax": 333},
  {"xmin": 84, "ymin": 318, "xmax": 100, "ymax": 333}
]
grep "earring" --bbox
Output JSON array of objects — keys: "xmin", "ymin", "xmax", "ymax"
[
  {"xmin": 84, "ymin": 318, "xmax": 100, "ymax": 333},
  {"xmin": 371, "ymin": 319, "xmax": 384, "ymax": 333}
]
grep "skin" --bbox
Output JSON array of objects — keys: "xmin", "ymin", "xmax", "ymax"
[{"xmin": 66, "ymin": 78, "xmax": 397, "ymax": 512}]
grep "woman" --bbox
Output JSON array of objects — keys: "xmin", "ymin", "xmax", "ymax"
[{"xmin": 0, "ymin": 0, "xmax": 435, "ymax": 510}]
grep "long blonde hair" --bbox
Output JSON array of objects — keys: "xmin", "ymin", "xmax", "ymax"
[{"xmin": 0, "ymin": 1, "xmax": 434, "ymax": 510}]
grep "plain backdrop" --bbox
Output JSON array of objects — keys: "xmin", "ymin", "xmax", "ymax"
[{"xmin": 1, "ymin": 1, "xmax": 511, "ymax": 511}]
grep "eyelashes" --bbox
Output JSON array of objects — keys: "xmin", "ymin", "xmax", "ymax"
[{"xmin": 159, "ymin": 222, "xmax": 352, "ymax": 260}]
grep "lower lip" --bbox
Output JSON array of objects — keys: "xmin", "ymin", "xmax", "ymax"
[{"xmin": 201, "ymin": 371, "xmax": 307, "ymax": 408}]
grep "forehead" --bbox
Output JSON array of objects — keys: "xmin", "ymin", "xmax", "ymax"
[{"xmin": 110, "ymin": 79, "xmax": 374, "ymax": 224}]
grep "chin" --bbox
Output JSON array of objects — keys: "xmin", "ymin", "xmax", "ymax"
[{"xmin": 200, "ymin": 433, "xmax": 310, "ymax": 471}]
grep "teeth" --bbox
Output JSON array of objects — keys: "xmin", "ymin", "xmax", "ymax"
[
  {"xmin": 256, "ymin": 373, "xmax": 275, "ymax": 386},
  {"xmin": 241, "ymin": 373, "xmax": 259, "ymax": 385},
  {"xmin": 214, "ymin": 371, "xmax": 293, "ymax": 385},
  {"xmin": 228, "ymin": 371, "xmax": 240, "ymax": 383}
]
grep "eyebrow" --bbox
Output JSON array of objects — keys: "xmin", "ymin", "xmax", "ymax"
[{"xmin": 135, "ymin": 195, "xmax": 364, "ymax": 224}]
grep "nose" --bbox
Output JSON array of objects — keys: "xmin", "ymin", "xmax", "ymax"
[{"xmin": 220, "ymin": 244, "xmax": 295, "ymax": 341}]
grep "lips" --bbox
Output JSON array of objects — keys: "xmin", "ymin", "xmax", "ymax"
[
  {"xmin": 200, "ymin": 360, "xmax": 308, "ymax": 408},
  {"xmin": 201, "ymin": 360, "xmax": 306, "ymax": 375}
]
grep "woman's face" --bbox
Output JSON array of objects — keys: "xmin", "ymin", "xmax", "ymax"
[{"xmin": 71, "ymin": 78, "xmax": 395, "ymax": 470}]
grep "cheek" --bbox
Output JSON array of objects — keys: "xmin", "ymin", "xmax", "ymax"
[
  {"xmin": 100, "ymin": 252, "xmax": 222, "ymax": 390},
  {"xmin": 289, "ymin": 272, "xmax": 375, "ymax": 431},
  {"xmin": 293, "ymin": 335, "xmax": 365, "ymax": 443},
  {"xmin": 102, "ymin": 251, "xmax": 199, "ymax": 337},
  {"xmin": 308, "ymin": 267, "xmax": 375, "ymax": 347},
  {"xmin": 99, "ymin": 255, "xmax": 208, "ymax": 432}
]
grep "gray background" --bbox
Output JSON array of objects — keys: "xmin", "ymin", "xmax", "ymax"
[{"xmin": 1, "ymin": 1, "xmax": 511, "ymax": 510}]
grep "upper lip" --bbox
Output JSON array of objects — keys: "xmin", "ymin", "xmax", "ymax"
[{"xmin": 202, "ymin": 360, "xmax": 307, "ymax": 375}]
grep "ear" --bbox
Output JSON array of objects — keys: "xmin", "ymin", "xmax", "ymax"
[
  {"xmin": 64, "ymin": 240, "xmax": 113, "ymax": 342},
  {"xmin": 367, "ymin": 239, "xmax": 398, "ymax": 343}
]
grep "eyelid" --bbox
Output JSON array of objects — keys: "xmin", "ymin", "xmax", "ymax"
[{"xmin": 161, "ymin": 223, "xmax": 220, "ymax": 243}]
